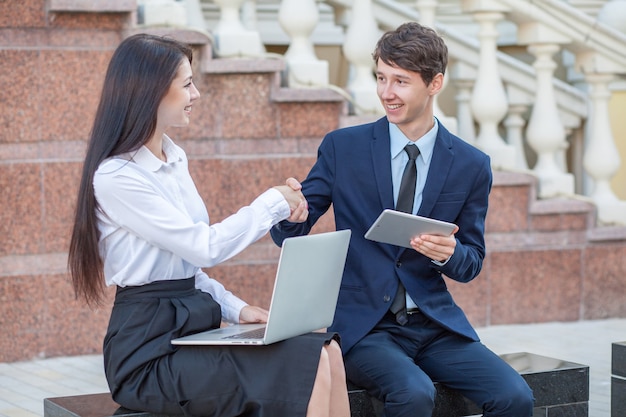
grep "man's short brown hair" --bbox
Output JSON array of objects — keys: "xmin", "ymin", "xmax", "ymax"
[{"xmin": 372, "ymin": 22, "xmax": 448, "ymax": 86}]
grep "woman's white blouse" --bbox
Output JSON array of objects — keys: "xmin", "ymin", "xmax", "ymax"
[{"xmin": 93, "ymin": 135, "xmax": 291, "ymax": 323}]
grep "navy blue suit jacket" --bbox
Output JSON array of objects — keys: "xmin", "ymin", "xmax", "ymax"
[{"xmin": 271, "ymin": 117, "xmax": 492, "ymax": 353}]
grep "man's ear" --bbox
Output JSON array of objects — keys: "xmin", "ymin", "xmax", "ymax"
[{"xmin": 429, "ymin": 73, "xmax": 444, "ymax": 96}]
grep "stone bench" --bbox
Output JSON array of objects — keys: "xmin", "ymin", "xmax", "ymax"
[
  {"xmin": 44, "ymin": 352, "xmax": 588, "ymax": 417},
  {"xmin": 612, "ymin": 341, "xmax": 626, "ymax": 416}
]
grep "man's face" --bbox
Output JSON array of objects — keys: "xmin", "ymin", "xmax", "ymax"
[{"xmin": 375, "ymin": 59, "xmax": 440, "ymax": 138}]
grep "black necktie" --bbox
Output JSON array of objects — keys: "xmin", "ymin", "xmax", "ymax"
[{"xmin": 390, "ymin": 144, "xmax": 420, "ymax": 325}]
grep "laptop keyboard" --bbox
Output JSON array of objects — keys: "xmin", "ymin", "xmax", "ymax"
[{"xmin": 223, "ymin": 327, "xmax": 267, "ymax": 340}]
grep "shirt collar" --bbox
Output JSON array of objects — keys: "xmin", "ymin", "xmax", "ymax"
[
  {"xmin": 128, "ymin": 134, "xmax": 182, "ymax": 172},
  {"xmin": 389, "ymin": 118, "xmax": 439, "ymax": 163}
]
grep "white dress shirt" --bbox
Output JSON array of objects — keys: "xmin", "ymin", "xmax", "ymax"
[{"xmin": 93, "ymin": 135, "xmax": 291, "ymax": 323}]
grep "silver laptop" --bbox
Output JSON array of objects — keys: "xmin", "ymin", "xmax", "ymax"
[{"xmin": 171, "ymin": 229, "xmax": 351, "ymax": 346}]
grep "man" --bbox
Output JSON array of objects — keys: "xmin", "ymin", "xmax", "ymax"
[{"xmin": 271, "ymin": 22, "xmax": 534, "ymax": 417}]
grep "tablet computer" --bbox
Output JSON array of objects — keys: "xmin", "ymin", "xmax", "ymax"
[{"xmin": 364, "ymin": 209, "xmax": 457, "ymax": 248}]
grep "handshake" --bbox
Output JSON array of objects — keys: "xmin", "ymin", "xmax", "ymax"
[{"xmin": 273, "ymin": 177, "xmax": 308, "ymax": 223}]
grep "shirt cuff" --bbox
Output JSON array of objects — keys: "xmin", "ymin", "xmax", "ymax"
[
  {"xmin": 220, "ymin": 293, "xmax": 248, "ymax": 323},
  {"xmin": 431, "ymin": 256, "xmax": 451, "ymax": 267},
  {"xmin": 253, "ymin": 188, "xmax": 291, "ymax": 224}
]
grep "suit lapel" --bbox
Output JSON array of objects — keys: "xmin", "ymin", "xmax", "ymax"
[
  {"xmin": 418, "ymin": 122, "xmax": 454, "ymax": 218},
  {"xmin": 371, "ymin": 118, "xmax": 394, "ymax": 210}
]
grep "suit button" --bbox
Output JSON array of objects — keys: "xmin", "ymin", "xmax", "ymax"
[
  {"xmin": 383, "ymin": 295, "xmax": 391, "ymax": 302},
  {"xmin": 396, "ymin": 261, "xmax": 401, "ymax": 268}
]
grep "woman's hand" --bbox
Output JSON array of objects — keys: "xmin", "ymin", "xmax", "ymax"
[
  {"xmin": 273, "ymin": 177, "xmax": 309, "ymax": 223},
  {"xmin": 239, "ymin": 305, "xmax": 269, "ymax": 324}
]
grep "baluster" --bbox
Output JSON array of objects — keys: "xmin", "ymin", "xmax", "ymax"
[
  {"xmin": 278, "ymin": 0, "xmax": 329, "ymax": 87},
  {"xmin": 598, "ymin": 0, "xmax": 626, "ymax": 33},
  {"xmin": 582, "ymin": 73, "xmax": 626, "ymax": 224},
  {"xmin": 468, "ymin": 11, "xmax": 515, "ymax": 169},
  {"xmin": 241, "ymin": 0, "xmax": 257, "ymax": 31},
  {"xmin": 182, "ymin": 0, "xmax": 207, "ymax": 30},
  {"xmin": 415, "ymin": 0, "xmax": 457, "ymax": 133},
  {"xmin": 525, "ymin": 43, "xmax": 574, "ymax": 196},
  {"xmin": 343, "ymin": 0, "xmax": 382, "ymax": 114},
  {"xmin": 213, "ymin": 0, "xmax": 264, "ymax": 57},
  {"xmin": 415, "ymin": 0, "xmax": 459, "ymax": 134},
  {"xmin": 450, "ymin": 61, "xmax": 476, "ymax": 145},
  {"xmin": 415, "ymin": 0, "xmax": 437, "ymax": 26},
  {"xmin": 502, "ymin": 83, "xmax": 531, "ymax": 172},
  {"xmin": 504, "ymin": 101, "xmax": 529, "ymax": 171},
  {"xmin": 139, "ymin": 0, "xmax": 186, "ymax": 26}
]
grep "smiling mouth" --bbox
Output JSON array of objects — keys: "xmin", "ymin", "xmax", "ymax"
[{"xmin": 386, "ymin": 104, "xmax": 403, "ymax": 110}]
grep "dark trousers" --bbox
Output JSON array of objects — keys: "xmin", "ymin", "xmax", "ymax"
[{"xmin": 344, "ymin": 311, "xmax": 534, "ymax": 417}]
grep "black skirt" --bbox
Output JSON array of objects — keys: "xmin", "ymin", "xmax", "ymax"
[{"xmin": 103, "ymin": 277, "xmax": 338, "ymax": 417}]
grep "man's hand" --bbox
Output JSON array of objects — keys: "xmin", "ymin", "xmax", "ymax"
[
  {"xmin": 273, "ymin": 177, "xmax": 308, "ymax": 223},
  {"xmin": 409, "ymin": 225, "xmax": 459, "ymax": 262}
]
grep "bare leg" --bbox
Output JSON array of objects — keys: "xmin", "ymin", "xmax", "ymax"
[
  {"xmin": 307, "ymin": 344, "xmax": 331, "ymax": 417},
  {"xmin": 306, "ymin": 340, "xmax": 350, "ymax": 417},
  {"xmin": 327, "ymin": 340, "xmax": 351, "ymax": 417}
]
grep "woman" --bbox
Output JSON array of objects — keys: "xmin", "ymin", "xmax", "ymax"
[{"xmin": 68, "ymin": 33, "xmax": 350, "ymax": 417}]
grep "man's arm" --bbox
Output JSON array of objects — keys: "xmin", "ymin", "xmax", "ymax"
[
  {"xmin": 433, "ymin": 154, "xmax": 492, "ymax": 283},
  {"xmin": 271, "ymin": 134, "xmax": 337, "ymax": 246}
]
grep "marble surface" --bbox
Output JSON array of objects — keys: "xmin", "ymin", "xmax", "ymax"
[
  {"xmin": 612, "ymin": 341, "xmax": 626, "ymax": 417},
  {"xmin": 613, "ymin": 341, "xmax": 626, "ymax": 377},
  {"xmin": 612, "ymin": 377, "xmax": 626, "ymax": 417},
  {"xmin": 46, "ymin": 353, "xmax": 589, "ymax": 417}
]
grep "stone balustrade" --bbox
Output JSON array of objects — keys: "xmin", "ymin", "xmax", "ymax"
[{"xmin": 198, "ymin": 0, "xmax": 626, "ymax": 225}]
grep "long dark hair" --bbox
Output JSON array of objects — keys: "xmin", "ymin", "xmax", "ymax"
[{"xmin": 68, "ymin": 34, "xmax": 193, "ymax": 306}]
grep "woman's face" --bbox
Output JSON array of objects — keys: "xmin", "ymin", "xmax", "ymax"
[{"xmin": 157, "ymin": 59, "xmax": 200, "ymax": 130}]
